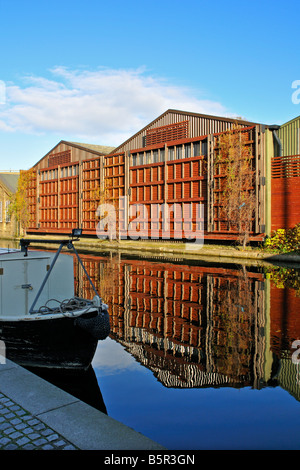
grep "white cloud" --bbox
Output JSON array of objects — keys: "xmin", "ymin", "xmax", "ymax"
[{"xmin": 0, "ymin": 67, "xmax": 229, "ymax": 145}]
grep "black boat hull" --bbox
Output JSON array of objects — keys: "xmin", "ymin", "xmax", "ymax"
[{"xmin": 0, "ymin": 315, "xmax": 99, "ymax": 370}]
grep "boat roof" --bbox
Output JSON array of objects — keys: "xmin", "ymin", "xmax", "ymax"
[
  {"xmin": 0, "ymin": 248, "xmax": 19, "ymax": 254},
  {"xmin": 0, "ymin": 248, "xmax": 55, "ymax": 260}
]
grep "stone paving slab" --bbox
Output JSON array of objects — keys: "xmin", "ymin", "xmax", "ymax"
[
  {"xmin": 0, "ymin": 392, "xmax": 77, "ymax": 450},
  {"xmin": 0, "ymin": 358, "xmax": 165, "ymax": 450}
]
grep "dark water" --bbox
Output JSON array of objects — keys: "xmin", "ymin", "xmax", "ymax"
[{"xmin": 75, "ymin": 253, "xmax": 300, "ymax": 450}]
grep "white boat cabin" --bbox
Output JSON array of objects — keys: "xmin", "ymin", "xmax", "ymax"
[{"xmin": 0, "ymin": 250, "xmax": 74, "ymax": 320}]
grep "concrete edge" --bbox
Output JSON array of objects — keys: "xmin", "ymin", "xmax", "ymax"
[
  {"xmin": 0, "ymin": 359, "xmax": 165, "ymax": 450},
  {"xmin": 2, "ymin": 236, "xmax": 300, "ymax": 265}
]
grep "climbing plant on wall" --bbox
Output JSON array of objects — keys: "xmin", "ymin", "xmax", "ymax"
[{"xmin": 215, "ymin": 126, "xmax": 256, "ymax": 247}]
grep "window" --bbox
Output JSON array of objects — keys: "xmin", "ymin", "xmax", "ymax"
[
  {"xmin": 5, "ymin": 201, "xmax": 10, "ymax": 222},
  {"xmin": 168, "ymin": 147, "xmax": 174, "ymax": 160},
  {"xmin": 160, "ymin": 148, "xmax": 165, "ymax": 161},
  {"xmin": 0, "ymin": 201, "xmax": 2, "ymax": 222},
  {"xmin": 193, "ymin": 142, "xmax": 200, "ymax": 157},
  {"xmin": 153, "ymin": 150, "xmax": 158, "ymax": 163},
  {"xmin": 176, "ymin": 146, "xmax": 182, "ymax": 159},
  {"xmin": 146, "ymin": 151, "xmax": 152, "ymax": 164},
  {"xmin": 132, "ymin": 154, "xmax": 137, "ymax": 166},
  {"xmin": 184, "ymin": 144, "xmax": 191, "ymax": 158}
]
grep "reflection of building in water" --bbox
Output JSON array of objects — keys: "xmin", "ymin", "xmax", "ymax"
[
  {"xmin": 75, "ymin": 254, "xmax": 273, "ymax": 390},
  {"xmin": 119, "ymin": 338, "xmax": 232, "ymax": 388},
  {"xmin": 276, "ymin": 357, "xmax": 300, "ymax": 402},
  {"xmin": 270, "ymin": 282, "xmax": 300, "ymax": 354},
  {"xmin": 268, "ymin": 277, "xmax": 300, "ymax": 401},
  {"xmin": 121, "ymin": 262, "xmax": 269, "ymax": 389}
]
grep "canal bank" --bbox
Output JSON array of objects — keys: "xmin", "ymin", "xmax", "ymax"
[
  {"xmin": 0, "ymin": 358, "xmax": 165, "ymax": 450},
  {"xmin": 4, "ymin": 236, "xmax": 300, "ymax": 266}
]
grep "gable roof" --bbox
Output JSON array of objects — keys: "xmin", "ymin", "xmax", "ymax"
[
  {"xmin": 0, "ymin": 172, "xmax": 19, "ymax": 194},
  {"xmin": 280, "ymin": 115, "xmax": 300, "ymax": 127},
  {"xmin": 64, "ymin": 141, "xmax": 116, "ymax": 155},
  {"xmin": 111, "ymin": 109, "xmax": 263, "ymax": 154},
  {"xmin": 32, "ymin": 140, "xmax": 116, "ymax": 168}
]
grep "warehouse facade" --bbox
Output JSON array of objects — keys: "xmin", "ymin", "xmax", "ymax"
[
  {"xmin": 26, "ymin": 109, "xmax": 293, "ymax": 242},
  {"xmin": 27, "ymin": 141, "xmax": 115, "ymax": 234}
]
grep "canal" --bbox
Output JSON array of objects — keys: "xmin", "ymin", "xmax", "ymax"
[
  {"xmin": 75, "ymin": 252, "xmax": 300, "ymax": 450},
  {"xmin": 19, "ymin": 250, "xmax": 300, "ymax": 449}
]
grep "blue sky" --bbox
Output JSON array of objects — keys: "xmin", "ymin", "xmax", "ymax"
[{"xmin": 0, "ymin": 0, "xmax": 299, "ymax": 170}]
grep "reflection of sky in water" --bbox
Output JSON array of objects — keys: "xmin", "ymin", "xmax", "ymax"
[
  {"xmin": 92, "ymin": 338, "xmax": 300, "ymax": 450},
  {"xmin": 92, "ymin": 337, "xmax": 141, "ymax": 375}
]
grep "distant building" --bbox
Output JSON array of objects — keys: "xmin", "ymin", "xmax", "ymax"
[{"xmin": 0, "ymin": 172, "xmax": 19, "ymax": 238}]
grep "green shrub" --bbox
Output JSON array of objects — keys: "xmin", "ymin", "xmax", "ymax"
[
  {"xmin": 264, "ymin": 223, "xmax": 300, "ymax": 253},
  {"xmin": 265, "ymin": 266, "xmax": 300, "ymax": 296}
]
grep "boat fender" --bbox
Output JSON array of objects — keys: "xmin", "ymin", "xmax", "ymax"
[{"xmin": 75, "ymin": 308, "xmax": 110, "ymax": 340}]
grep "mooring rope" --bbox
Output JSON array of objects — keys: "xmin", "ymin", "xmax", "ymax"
[{"xmin": 37, "ymin": 297, "xmax": 94, "ymax": 316}]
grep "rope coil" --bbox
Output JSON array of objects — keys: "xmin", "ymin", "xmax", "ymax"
[
  {"xmin": 36, "ymin": 296, "xmax": 110, "ymax": 340},
  {"xmin": 37, "ymin": 297, "xmax": 94, "ymax": 316}
]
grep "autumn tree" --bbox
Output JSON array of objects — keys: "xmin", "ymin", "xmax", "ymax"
[
  {"xmin": 9, "ymin": 169, "xmax": 35, "ymax": 236},
  {"xmin": 215, "ymin": 126, "xmax": 256, "ymax": 248},
  {"xmin": 91, "ymin": 178, "xmax": 120, "ymax": 240}
]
